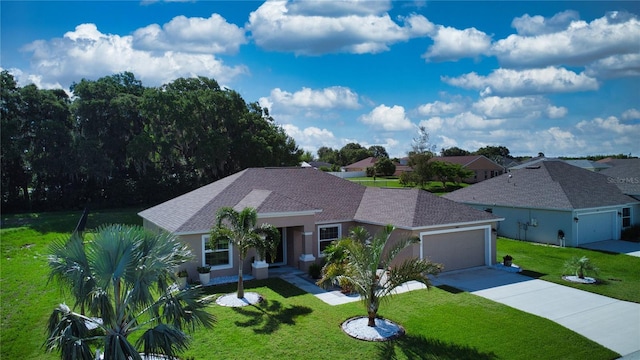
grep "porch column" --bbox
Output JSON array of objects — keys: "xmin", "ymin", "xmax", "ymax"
[
  {"xmin": 298, "ymin": 231, "xmax": 315, "ymax": 271},
  {"xmin": 252, "ymin": 259, "xmax": 269, "ymax": 280}
]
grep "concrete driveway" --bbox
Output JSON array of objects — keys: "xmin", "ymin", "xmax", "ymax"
[
  {"xmin": 580, "ymin": 240, "xmax": 640, "ymax": 257},
  {"xmin": 432, "ymin": 268, "xmax": 640, "ymax": 357}
]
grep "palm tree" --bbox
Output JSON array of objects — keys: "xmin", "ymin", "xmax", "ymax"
[
  {"xmin": 322, "ymin": 225, "xmax": 442, "ymax": 327},
  {"xmin": 564, "ymin": 256, "xmax": 599, "ymax": 279},
  {"xmin": 210, "ymin": 207, "xmax": 280, "ymax": 299},
  {"xmin": 46, "ymin": 224, "xmax": 215, "ymax": 360}
]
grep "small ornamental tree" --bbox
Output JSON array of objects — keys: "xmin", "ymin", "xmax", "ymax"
[
  {"xmin": 320, "ymin": 225, "xmax": 443, "ymax": 327},
  {"xmin": 564, "ymin": 256, "xmax": 599, "ymax": 279},
  {"xmin": 209, "ymin": 207, "xmax": 280, "ymax": 298}
]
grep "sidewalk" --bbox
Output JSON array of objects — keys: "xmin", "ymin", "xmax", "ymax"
[{"xmin": 431, "ymin": 267, "xmax": 640, "ymax": 357}]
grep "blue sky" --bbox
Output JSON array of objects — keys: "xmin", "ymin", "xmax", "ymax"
[{"xmin": 2, "ymin": 1, "xmax": 639, "ymax": 158}]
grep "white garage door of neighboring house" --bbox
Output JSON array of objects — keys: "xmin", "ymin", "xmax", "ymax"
[
  {"xmin": 578, "ymin": 212, "xmax": 616, "ymax": 245},
  {"xmin": 420, "ymin": 227, "xmax": 490, "ymax": 272}
]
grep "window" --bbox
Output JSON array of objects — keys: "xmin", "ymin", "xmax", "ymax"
[
  {"xmin": 202, "ymin": 235, "xmax": 232, "ymax": 269},
  {"xmin": 318, "ymin": 224, "xmax": 341, "ymax": 254},
  {"xmin": 622, "ymin": 208, "xmax": 631, "ymax": 228}
]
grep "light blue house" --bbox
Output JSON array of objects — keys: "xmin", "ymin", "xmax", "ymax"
[{"xmin": 444, "ymin": 161, "xmax": 639, "ymax": 247}]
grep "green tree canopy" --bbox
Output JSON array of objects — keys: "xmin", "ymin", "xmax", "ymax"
[
  {"xmin": 441, "ymin": 146, "xmax": 471, "ymax": 156},
  {"xmin": 374, "ymin": 157, "xmax": 396, "ymax": 177}
]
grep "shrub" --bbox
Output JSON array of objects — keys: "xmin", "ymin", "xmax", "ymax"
[
  {"xmin": 564, "ymin": 256, "xmax": 598, "ymax": 279},
  {"xmin": 621, "ymin": 225, "xmax": 640, "ymax": 242},
  {"xmin": 308, "ymin": 263, "xmax": 322, "ymax": 279}
]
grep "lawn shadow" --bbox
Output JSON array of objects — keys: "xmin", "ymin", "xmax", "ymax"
[
  {"xmin": 232, "ymin": 298, "xmax": 313, "ymax": 334},
  {"xmin": 377, "ymin": 334, "xmax": 498, "ymax": 360},
  {"xmin": 519, "ymin": 269, "xmax": 547, "ymax": 279},
  {"xmin": 1, "ymin": 208, "xmax": 142, "ymax": 234},
  {"xmin": 265, "ymin": 277, "xmax": 308, "ymax": 298},
  {"xmin": 436, "ymin": 284, "xmax": 464, "ymax": 294}
]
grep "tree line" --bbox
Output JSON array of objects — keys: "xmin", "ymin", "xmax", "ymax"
[{"xmin": 1, "ymin": 71, "xmax": 302, "ymax": 212}]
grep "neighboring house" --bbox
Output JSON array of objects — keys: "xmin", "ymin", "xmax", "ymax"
[
  {"xmin": 139, "ymin": 167, "xmax": 501, "ymax": 281},
  {"xmin": 444, "ymin": 161, "xmax": 640, "ymax": 247},
  {"xmin": 343, "ymin": 157, "xmax": 377, "ymax": 172},
  {"xmin": 432, "ymin": 155, "xmax": 504, "ymax": 183},
  {"xmin": 598, "ymin": 159, "xmax": 640, "ymax": 201}
]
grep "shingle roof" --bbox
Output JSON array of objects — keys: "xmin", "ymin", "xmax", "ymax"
[
  {"xmin": 599, "ymin": 159, "xmax": 640, "ymax": 197},
  {"xmin": 343, "ymin": 157, "xmax": 376, "ymax": 170},
  {"xmin": 444, "ymin": 161, "xmax": 638, "ymax": 210},
  {"xmin": 140, "ymin": 167, "xmax": 499, "ymax": 233},
  {"xmin": 355, "ymin": 187, "xmax": 498, "ymax": 228},
  {"xmin": 432, "ymin": 155, "xmax": 483, "ymax": 166}
]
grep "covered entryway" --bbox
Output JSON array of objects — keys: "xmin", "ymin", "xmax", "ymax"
[
  {"xmin": 268, "ymin": 227, "xmax": 288, "ymax": 266},
  {"xmin": 577, "ymin": 211, "xmax": 617, "ymax": 245},
  {"xmin": 420, "ymin": 226, "xmax": 492, "ymax": 272}
]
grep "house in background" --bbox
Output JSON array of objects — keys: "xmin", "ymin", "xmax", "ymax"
[
  {"xmin": 444, "ymin": 161, "xmax": 639, "ymax": 247},
  {"xmin": 432, "ymin": 155, "xmax": 504, "ymax": 183},
  {"xmin": 598, "ymin": 158, "xmax": 640, "ymax": 201},
  {"xmin": 139, "ymin": 167, "xmax": 501, "ymax": 282},
  {"xmin": 342, "ymin": 157, "xmax": 376, "ymax": 172}
]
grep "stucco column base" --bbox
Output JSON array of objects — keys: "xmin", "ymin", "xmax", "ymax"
[
  {"xmin": 252, "ymin": 260, "xmax": 269, "ymax": 280},
  {"xmin": 298, "ymin": 254, "xmax": 316, "ymax": 272}
]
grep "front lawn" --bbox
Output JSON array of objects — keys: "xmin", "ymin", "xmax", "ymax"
[
  {"xmin": 497, "ymin": 237, "xmax": 640, "ymax": 303},
  {"xmin": 187, "ymin": 279, "xmax": 616, "ymax": 360},
  {"xmin": 0, "ymin": 210, "xmax": 620, "ymax": 360}
]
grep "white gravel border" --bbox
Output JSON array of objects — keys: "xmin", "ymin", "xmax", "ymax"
[
  {"xmin": 562, "ymin": 275, "xmax": 597, "ymax": 284},
  {"xmin": 215, "ymin": 292, "xmax": 263, "ymax": 307},
  {"xmin": 341, "ymin": 316, "xmax": 405, "ymax": 341}
]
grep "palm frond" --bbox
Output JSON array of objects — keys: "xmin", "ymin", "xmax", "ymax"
[
  {"xmin": 104, "ymin": 332, "xmax": 143, "ymax": 360},
  {"xmin": 136, "ymin": 324, "xmax": 189, "ymax": 359},
  {"xmin": 45, "ymin": 304, "xmax": 96, "ymax": 360}
]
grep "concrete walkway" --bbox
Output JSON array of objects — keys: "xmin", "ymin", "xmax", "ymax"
[
  {"xmin": 580, "ymin": 240, "xmax": 640, "ymax": 257},
  {"xmin": 431, "ymin": 267, "xmax": 640, "ymax": 357}
]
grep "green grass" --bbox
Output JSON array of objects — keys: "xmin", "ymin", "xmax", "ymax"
[
  {"xmin": 0, "ymin": 210, "xmax": 622, "ymax": 360},
  {"xmin": 347, "ymin": 177, "xmax": 468, "ymax": 194},
  {"xmin": 497, "ymin": 237, "xmax": 640, "ymax": 303}
]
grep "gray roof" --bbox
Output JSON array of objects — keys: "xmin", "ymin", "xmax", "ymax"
[
  {"xmin": 355, "ymin": 187, "xmax": 498, "ymax": 228},
  {"xmin": 444, "ymin": 161, "xmax": 638, "ymax": 210},
  {"xmin": 140, "ymin": 167, "xmax": 499, "ymax": 233},
  {"xmin": 599, "ymin": 159, "xmax": 640, "ymax": 197}
]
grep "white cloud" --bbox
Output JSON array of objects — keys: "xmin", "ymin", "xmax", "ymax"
[
  {"xmin": 247, "ymin": 1, "xmax": 433, "ymax": 55},
  {"xmin": 422, "ymin": 25, "xmax": 491, "ymax": 61},
  {"xmin": 269, "ymin": 86, "xmax": 360, "ymax": 109},
  {"xmin": 584, "ymin": 53, "xmax": 640, "ymax": 79},
  {"xmin": 359, "ymin": 104, "xmax": 414, "ymax": 131},
  {"xmin": 511, "ymin": 10, "xmax": 580, "ymax": 36},
  {"xmin": 472, "ymin": 96, "xmax": 567, "ymax": 119},
  {"xmin": 622, "ymin": 108, "xmax": 640, "ymax": 120},
  {"xmin": 576, "ymin": 115, "xmax": 640, "ymax": 135},
  {"xmin": 416, "ymin": 100, "xmax": 466, "ymax": 116},
  {"xmin": 19, "ymin": 23, "xmax": 247, "ymax": 89},
  {"xmin": 286, "ymin": 0, "xmax": 392, "ymax": 17},
  {"xmin": 492, "ymin": 11, "xmax": 640, "ymax": 68},
  {"xmin": 283, "ymin": 124, "xmax": 336, "ymax": 143},
  {"xmin": 132, "ymin": 14, "xmax": 247, "ymax": 54},
  {"xmin": 443, "ymin": 67, "xmax": 599, "ymax": 96}
]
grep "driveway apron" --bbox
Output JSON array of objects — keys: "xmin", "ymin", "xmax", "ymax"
[{"xmin": 432, "ymin": 268, "xmax": 640, "ymax": 357}]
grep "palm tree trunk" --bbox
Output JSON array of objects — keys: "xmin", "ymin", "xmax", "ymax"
[
  {"xmin": 367, "ymin": 311, "xmax": 376, "ymax": 327},
  {"xmin": 237, "ymin": 255, "xmax": 244, "ymax": 298}
]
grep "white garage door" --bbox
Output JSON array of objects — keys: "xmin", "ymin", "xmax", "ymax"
[
  {"xmin": 422, "ymin": 228, "xmax": 487, "ymax": 272},
  {"xmin": 578, "ymin": 212, "xmax": 615, "ymax": 245}
]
